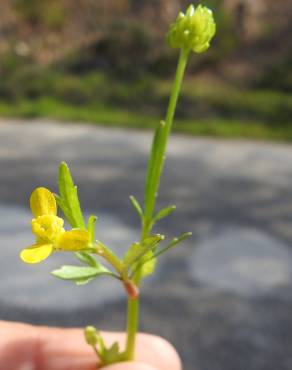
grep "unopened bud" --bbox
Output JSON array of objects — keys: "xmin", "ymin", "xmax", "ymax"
[
  {"xmin": 167, "ymin": 4, "xmax": 216, "ymax": 53},
  {"xmin": 85, "ymin": 326, "xmax": 98, "ymax": 346}
]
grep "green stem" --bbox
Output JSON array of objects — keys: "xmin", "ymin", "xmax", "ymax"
[
  {"xmin": 124, "ymin": 47, "xmax": 189, "ymax": 361},
  {"xmin": 94, "ymin": 242, "xmax": 124, "ymax": 276},
  {"xmin": 124, "ymin": 297, "xmax": 139, "ymax": 360},
  {"xmin": 144, "ymin": 48, "xmax": 189, "ymax": 227}
]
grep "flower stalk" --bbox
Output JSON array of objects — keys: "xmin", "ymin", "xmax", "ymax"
[
  {"xmin": 124, "ymin": 3, "xmax": 216, "ymax": 358},
  {"xmin": 143, "ymin": 47, "xmax": 189, "ymax": 230},
  {"xmin": 124, "ymin": 46, "xmax": 190, "ymax": 361}
]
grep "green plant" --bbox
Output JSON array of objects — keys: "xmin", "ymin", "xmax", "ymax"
[
  {"xmin": 19, "ymin": 4, "xmax": 216, "ymax": 367},
  {"xmin": 14, "ymin": 0, "xmax": 65, "ymax": 29},
  {"xmin": 97, "ymin": 21, "xmax": 153, "ymax": 79}
]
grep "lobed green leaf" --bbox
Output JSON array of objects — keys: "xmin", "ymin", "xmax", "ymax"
[
  {"xmin": 123, "ymin": 243, "xmax": 141, "ymax": 266},
  {"xmin": 139, "ymin": 251, "xmax": 157, "ymax": 278},
  {"xmin": 123, "ymin": 234, "xmax": 164, "ymax": 269},
  {"xmin": 131, "ymin": 232, "xmax": 192, "ymax": 279},
  {"xmin": 51, "ymin": 264, "xmax": 113, "ymax": 285},
  {"xmin": 101, "ymin": 342, "xmax": 122, "ymax": 365},
  {"xmin": 75, "ymin": 277, "xmax": 95, "ymax": 285},
  {"xmin": 75, "ymin": 251, "xmax": 98, "ymax": 267}
]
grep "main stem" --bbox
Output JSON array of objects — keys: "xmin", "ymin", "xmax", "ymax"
[
  {"xmin": 144, "ymin": 48, "xmax": 189, "ymax": 229},
  {"xmin": 124, "ymin": 48, "xmax": 189, "ymax": 360}
]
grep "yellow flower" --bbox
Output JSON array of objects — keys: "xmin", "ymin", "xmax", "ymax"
[{"xmin": 20, "ymin": 187, "xmax": 90, "ymax": 264}]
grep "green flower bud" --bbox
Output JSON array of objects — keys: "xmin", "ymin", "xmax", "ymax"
[
  {"xmin": 167, "ymin": 4, "xmax": 216, "ymax": 53},
  {"xmin": 85, "ymin": 326, "xmax": 98, "ymax": 346}
]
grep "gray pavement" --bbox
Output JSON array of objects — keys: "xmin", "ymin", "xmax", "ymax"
[{"xmin": 1, "ymin": 119, "xmax": 292, "ymax": 370}]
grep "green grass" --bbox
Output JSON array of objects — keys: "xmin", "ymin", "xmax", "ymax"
[
  {"xmin": 1, "ymin": 96, "xmax": 292, "ymax": 142},
  {"xmin": 0, "ymin": 67, "xmax": 291, "ymax": 141}
]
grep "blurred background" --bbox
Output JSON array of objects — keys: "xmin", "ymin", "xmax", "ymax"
[
  {"xmin": 0, "ymin": 1, "xmax": 292, "ymax": 370},
  {"xmin": 0, "ymin": 0, "xmax": 291, "ymax": 138}
]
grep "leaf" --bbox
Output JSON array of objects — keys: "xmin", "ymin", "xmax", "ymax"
[
  {"xmin": 129, "ymin": 195, "xmax": 143, "ymax": 220},
  {"xmin": 130, "ymin": 250, "xmax": 157, "ymax": 279},
  {"xmin": 58, "ymin": 162, "xmax": 85, "ymax": 228},
  {"xmin": 55, "ymin": 195, "xmax": 75, "ymax": 226},
  {"xmin": 141, "ymin": 234, "xmax": 164, "ymax": 247},
  {"xmin": 154, "ymin": 232, "xmax": 192, "ymax": 259},
  {"xmin": 51, "ymin": 264, "xmax": 112, "ymax": 284},
  {"xmin": 140, "ymin": 251, "xmax": 157, "ymax": 278},
  {"xmin": 153, "ymin": 205, "xmax": 176, "ymax": 223},
  {"xmin": 75, "ymin": 251, "xmax": 98, "ymax": 267},
  {"xmin": 123, "ymin": 243, "xmax": 141, "ymax": 266},
  {"xmin": 131, "ymin": 232, "xmax": 192, "ymax": 279},
  {"xmin": 102, "ymin": 342, "xmax": 122, "ymax": 365},
  {"xmin": 123, "ymin": 234, "xmax": 164, "ymax": 268},
  {"xmin": 144, "ymin": 121, "xmax": 165, "ymax": 218},
  {"xmin": 75, "ymin": 277, "xmax": 95, "ymax": 285},
  {"xmin": 96, "ymin": 332, "xmax": 106, "ymax": 353}
]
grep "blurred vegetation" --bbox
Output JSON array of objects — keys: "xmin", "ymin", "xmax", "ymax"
[
  {"xmin": 14, "ymin": 0, "xmax": 66, "ymax": 29},
  {"xmin": 0, "ymin": 0, "xmax": 291, "ymax": 141}
]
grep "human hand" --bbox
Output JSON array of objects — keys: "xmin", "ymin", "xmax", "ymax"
[{"xmin": 0, "ymin": 321, "xmax": 181, "ymax": 370}]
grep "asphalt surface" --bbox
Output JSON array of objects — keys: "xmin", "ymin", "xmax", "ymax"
[{"xmin": 1, "ymin": 119, "xmax": 292, "ymax": 370}]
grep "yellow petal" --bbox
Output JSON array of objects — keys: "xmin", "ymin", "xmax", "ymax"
[
  {"xmin": 58, "ymin": 229, "xmax": 90, "ymax": 251},
  {"xmin": 30, "ymin": 187, "xmax": 57, "ymax": 217},
  {"xmin": 20, "ymin": 243, "xmax": 53, "ymax": 264}
]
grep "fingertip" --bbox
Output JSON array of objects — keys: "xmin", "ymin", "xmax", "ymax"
[
  {"xmin": 0, "ymin": 322, "xmax": 182, "ymax": 370},
  {"xmin": 135, "ymin": 334, "xmax": 182, "ymax": 370}
]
